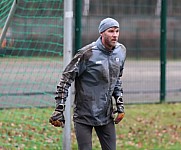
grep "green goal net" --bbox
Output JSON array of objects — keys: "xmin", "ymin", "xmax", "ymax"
[{"xmin": 0, "ymin": 0, "xmax": 64, "ymax": 108}]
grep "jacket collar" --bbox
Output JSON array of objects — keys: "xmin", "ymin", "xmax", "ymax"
[{"xmin": 96, "ymin": 37, "xmax": 117, "ymax": 54}]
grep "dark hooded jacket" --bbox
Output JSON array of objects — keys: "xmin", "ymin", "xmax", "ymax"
[{"xmin": 56, "ymin": 37, "xmax": 126, "ymax": 126}]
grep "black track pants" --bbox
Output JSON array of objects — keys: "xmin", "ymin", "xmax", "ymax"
[{"xmin": 74, "ymin": 121, "xmax": 116, "ymax": 150}]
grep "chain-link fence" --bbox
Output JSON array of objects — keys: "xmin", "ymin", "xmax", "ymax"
[
  {"xmin": 0, "ymin": 0, "xmax": 181, "ymax": 108},
  {"xmin": 78, "ymin": 0, "xmax": 181, "ymax": 103}
]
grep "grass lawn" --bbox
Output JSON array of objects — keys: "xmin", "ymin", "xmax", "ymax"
[{"xmin": 0, "ymin": 103, "xmax": 181, "ymax": 150}]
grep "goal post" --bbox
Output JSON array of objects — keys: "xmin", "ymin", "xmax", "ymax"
[{"xmin": 0, "ymin": 0, "xmax": 17, "ymax": 45}]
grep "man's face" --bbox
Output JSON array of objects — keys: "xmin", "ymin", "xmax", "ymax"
[{"xmin": 100, "ymin": 27, "xmax": 119, "ymax": 50}]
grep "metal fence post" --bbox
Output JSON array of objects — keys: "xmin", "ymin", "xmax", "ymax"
[
  {"xmin": 160, "ymin": 0, "xmax": 167, "ymax": 102},
  {"xmin": 75, "ymin": 0, "xmax": 82, "ymax": 54},
  {"xmin": 63, "ymin": 0, "xmax": 73, "ymax": 149}
]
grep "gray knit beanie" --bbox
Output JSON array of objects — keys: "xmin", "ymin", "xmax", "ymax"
[{"xmin": 98, "ymin": 17, "xmax": 119, "ymax": 33}]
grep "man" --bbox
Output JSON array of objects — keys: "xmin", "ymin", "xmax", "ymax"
[{"xmin": 49, "ymin": 17, "xmax": 126, "ymax": 150}]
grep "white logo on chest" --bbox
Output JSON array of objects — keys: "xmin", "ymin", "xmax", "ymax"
[
  {"xmin": 115, "ymin": 58, "xmax": 120, "ymax": 62},
  {"xmin": 96, "ymin": 61, "xmax": 102, "ymax": 64}
]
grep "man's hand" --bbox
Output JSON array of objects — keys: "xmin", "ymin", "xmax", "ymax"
[
  {"xmin": 114, "ymin": 112, "xmax": 125, "ymax": 124},
  {"xmin": 113, "ymin": 96, "xmax": 125, "ymax": 124},
  {"xmin": 49, "ymin": 111, "xmax": 65, "ymax": 128}
]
